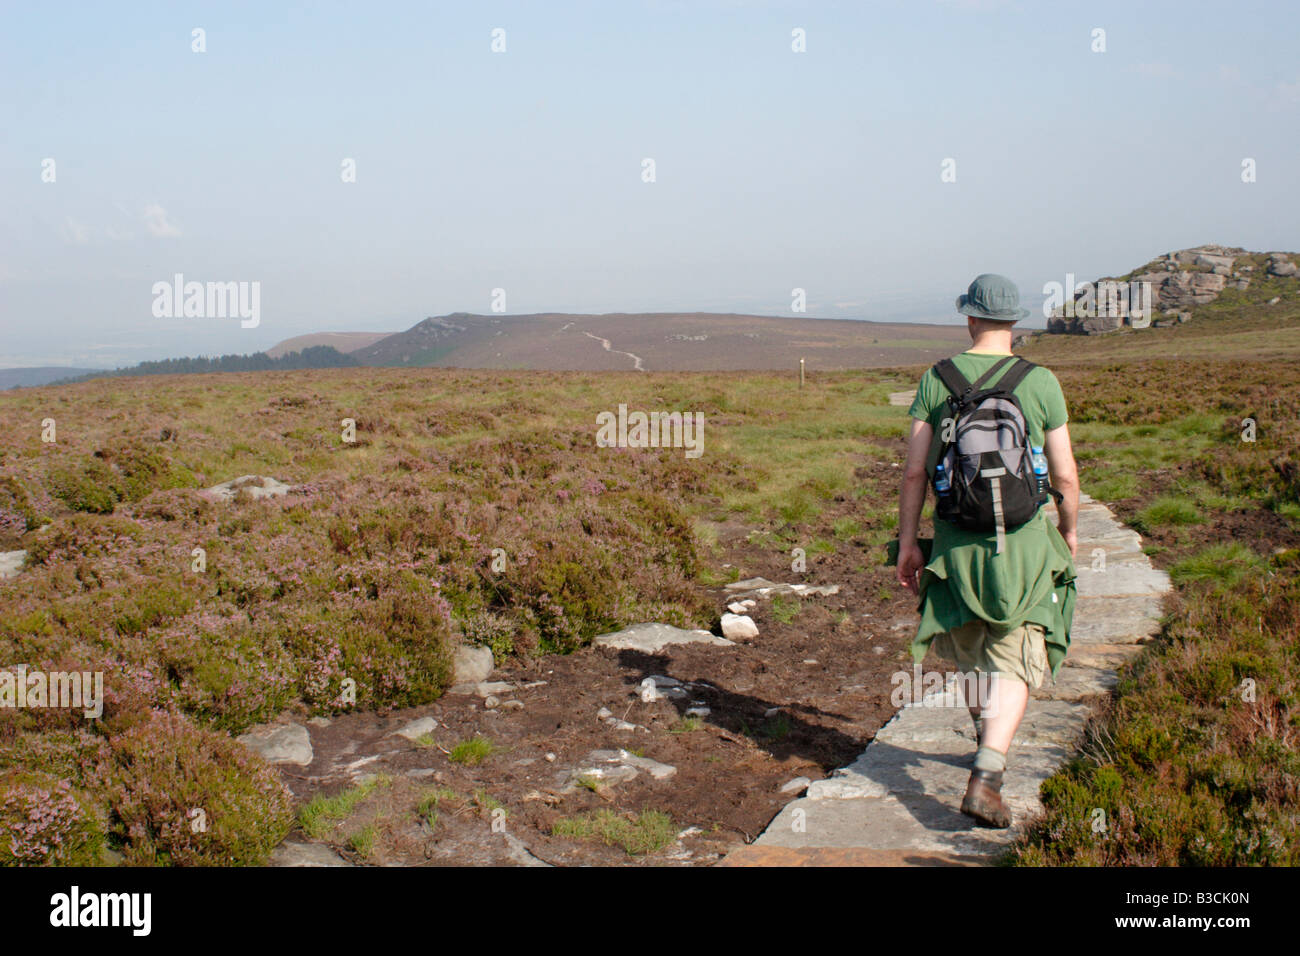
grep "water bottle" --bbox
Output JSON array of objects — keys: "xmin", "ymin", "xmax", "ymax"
[
  {"xmin": 1031, "ymin": 445, "xmax": 1049, "ymax": 496},
  {"xmin": 935, "ymin": 461, "xmax": 951, "ymax": 499}
]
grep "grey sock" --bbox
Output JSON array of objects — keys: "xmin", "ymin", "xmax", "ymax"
[
  {"xmin": 974, "ymin": 745, "xmax": 1007, "ymax": 773},
  {"xmin": 970, "ymin": 710, "xmax": 984, "ymax": 742}
]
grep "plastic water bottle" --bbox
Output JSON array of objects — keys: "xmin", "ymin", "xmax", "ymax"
[
  {"xmin": 1031, "ymin": 445, "xmax": 1049, "ymax": 495},
  {"xmin": 935, "ymin": 462, "xmax": 951, "ymax": 499}
]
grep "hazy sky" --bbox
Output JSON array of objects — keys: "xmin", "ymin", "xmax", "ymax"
[{"xmin": 3, "ymin": 0, "xmax": 1298, "ymax": 367}]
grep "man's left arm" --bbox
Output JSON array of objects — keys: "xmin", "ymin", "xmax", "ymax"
[{"xmin": 896, "ymin": 416, "xmax": 932, "ymax": 595}]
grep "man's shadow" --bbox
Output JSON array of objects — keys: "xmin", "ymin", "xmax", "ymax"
[{"xmin": 614, "ymin": 649, "xmax": 979, "ymax": 832}]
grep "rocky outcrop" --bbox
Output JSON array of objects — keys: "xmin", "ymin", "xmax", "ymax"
[
  {"xmin": 1047, "ymin": 245, "xmax": 1295, "ymax": 335},
  {"xmin": 1266, "ymin": 253, "xmax": 1297, "ymax": 277}
]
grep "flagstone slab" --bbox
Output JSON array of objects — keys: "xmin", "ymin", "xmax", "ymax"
[
  {"xmin": 1032, "ymin": 665, "xmax": 1119, "ymax": 701},
  {"xmin": 1065, "ymin": 642, "xmax": 1147, "ymax": 669},
  {"xmin": 1073, "ymin": 563, "xmax": 1171, "ymax": 597},
  {"xmin": 1070, "ymin": 594, "xmax": 1165, "ymax": 644}
]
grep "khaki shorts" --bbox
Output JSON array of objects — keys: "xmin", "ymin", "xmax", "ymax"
[{"xmin": 931, "ymin": 619, "xmax": 1048, "ymax": 688}]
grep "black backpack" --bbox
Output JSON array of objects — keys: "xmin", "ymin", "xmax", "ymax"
[{"xmin": 929, "ymin": 356, "xmax": 1058, "ymax": 551}]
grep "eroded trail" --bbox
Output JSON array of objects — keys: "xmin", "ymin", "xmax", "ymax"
[{"xmin": 580, "ymin": 330, "xmax": 645, "ymax": 371}]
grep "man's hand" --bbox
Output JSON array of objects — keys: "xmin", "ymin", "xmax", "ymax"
[
  {"xmin": 897, "ymin": 417, "xmax": 932, "ymax": 597},
  {"xmin": 1044, "ymin": 424, "xmax": 1080, "ymax": 561},
  {"xmin": 897, "ymin": 540, "xmax": 925, "ymax": 596}
]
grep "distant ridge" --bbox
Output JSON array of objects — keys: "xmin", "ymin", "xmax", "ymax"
[
  {"xmin": 0, "ymin": 367, "xmax": 103, "ymax": 390},
  {"xmin": 348, "ymin": 311, "xmax": 971, "ymax": 372},
  {"xmin": 265, "ymin": 331, "xmax": 397, "ymax": 359}
]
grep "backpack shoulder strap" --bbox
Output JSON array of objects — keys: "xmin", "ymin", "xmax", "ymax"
[
  {"xmin": 932, "ymin": 358, "xmax": 972, "ymax": 402},
  {"xmin": 969, "ymin": 355, "xmax": 1018, "ymax": 391},
  {"xmin": 989, "ymin": 357, "xmax": 1037, "ymax": 394}
]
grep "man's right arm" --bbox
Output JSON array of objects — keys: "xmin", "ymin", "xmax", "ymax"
[{"xmin": 1043, "ymin": 423, "xmax": 1079, "ymax": 557}]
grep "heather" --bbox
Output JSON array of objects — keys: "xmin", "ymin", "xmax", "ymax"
[
  {"xmin": 3, "ymin": 358, "xmax": 1297, "ymax": 866},
  {"xmin": 1007, "ymin": 357, "xmax": 1300, "ymax": 865},
  {"xmin": 0, "ymin": 367, "xmax": 905, "ymax": 864}
]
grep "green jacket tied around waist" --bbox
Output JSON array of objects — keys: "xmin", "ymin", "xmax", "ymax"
[{"xmin": 911, "ymin": 507, "xmax": 1077, "ymax": 679}]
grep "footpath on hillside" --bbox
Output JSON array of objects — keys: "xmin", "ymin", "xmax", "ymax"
[{"xmin": 721, "ymin": 492, "xmax": 1171, "ymax": 866}]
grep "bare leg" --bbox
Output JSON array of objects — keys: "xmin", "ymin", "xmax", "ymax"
[
  {"xmin": 979, "ymin": 676, "xmax": 1027, "ymax": 754},
  {"xmin": 960, "ymin": 675, "xmax": 1028, "ymax": 828}
]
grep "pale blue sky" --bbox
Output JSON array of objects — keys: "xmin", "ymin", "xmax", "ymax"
[{"xmin": 2, "ymin": 0, "xmax": 1297, "ymax": 366}]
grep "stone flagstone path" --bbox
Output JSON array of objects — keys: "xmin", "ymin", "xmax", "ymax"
[{"xmin": 721, "ymin": 492, "xmax": 1170, "ymax": 866}]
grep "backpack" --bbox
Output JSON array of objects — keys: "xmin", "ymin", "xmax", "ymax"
[{"xmin": 929, "ymin": 356, "xmax": 1059, "ymax": 552}]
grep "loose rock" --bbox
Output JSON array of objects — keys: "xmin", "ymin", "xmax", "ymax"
[
  {"xmin": 721, "ymin": 613, "xmax": 760, "ymax": 640},
  {"xmin": 452, "ymin": 645, "xmax": 494, "ymax": 684},
  {"xmin": 781, "ymin": 776, "xmax": 812, "ymax": 795},
  {"xmin": 0, "ymin": 550, "xmax": 26, "ymax": 580},
  {"xmin": 237, "ymin": 721, "xmax": 313, "ymax": 767},
  {"xmin": 271, "ymin": 841, "xmax": 353, "ymax": 867},
  {"xmin": 202, "ymin": 475, "xmax": 293, "ymax": 502},
  {"xmin": 593, "ymin": 622, "xmax": 734, "ymax": 653},
  {"xmin": 390, "ymin": 716, "xmax": 439, "ymax": 741}
]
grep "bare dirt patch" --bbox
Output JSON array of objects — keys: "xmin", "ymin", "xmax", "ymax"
[{"xmin": 278, "ymin": 480, "xmax": 919, "ymax": 866}]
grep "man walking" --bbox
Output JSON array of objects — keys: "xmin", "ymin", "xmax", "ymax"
[{"xmin": 896, "ymin": 274, "xmax": 1080, "ymax": 828}]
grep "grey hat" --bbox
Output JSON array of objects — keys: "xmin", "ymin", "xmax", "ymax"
[{"xmin": 956, "ymin": 273, "xmax": 1030, "ymax": 322}]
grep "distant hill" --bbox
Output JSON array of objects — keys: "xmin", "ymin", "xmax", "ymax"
[
  {"xmin": 349, "ymin": 311, "xmax": 972, "ymax": 372},
  {"xmin": 265, "ymin": 331, "xmax": 396, "ymax": 359},
  {"xmin": 0, "ymin": 367, "xmax": 103, "ymax": 390}
]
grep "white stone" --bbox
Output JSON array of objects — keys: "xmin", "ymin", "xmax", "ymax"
[
  {"xmin": 566, "ymin": 749, "xmax": 677, "ymax": 791},
  {"xmin": 781, "ymin": 776, "xmax": 812, "ymax": 795},
  {"xmin": 725, "ymin": 577, "xmax": 840, "ymax": 599},
  {"xmin": 592, "ymin": 622, "xmax": 734, "ymax": 652},
  {"xmin": 0, "ymin": 550, "xmax": 26, "ymax": 580},
  {"xmin": 202, "ymin": 475, "xmax": 292, "ymax": 502},
  {"xmin": 721, "ymin": 613, "xmax": 760, "ymax": 640}
]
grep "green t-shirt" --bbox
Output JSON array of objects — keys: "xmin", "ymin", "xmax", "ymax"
[{"xmin": 905, "ymin": 350, "xmax": 1077, "ymax": 677}]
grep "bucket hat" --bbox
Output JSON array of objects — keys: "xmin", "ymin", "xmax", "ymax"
[{"xmin": 956, "ymin": 273, "xmax": 1030, "ymax": 322}]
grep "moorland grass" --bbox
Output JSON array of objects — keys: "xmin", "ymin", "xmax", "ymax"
[
  {"xmin": 551, "ymin": 808, "xmax": 678, "ymax": 856},
  {"xmin": 3, "ymin": 320, "xmax": 1299, "ymax": 866}
]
